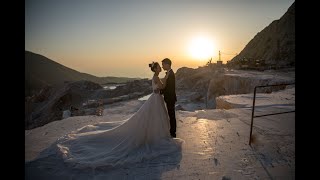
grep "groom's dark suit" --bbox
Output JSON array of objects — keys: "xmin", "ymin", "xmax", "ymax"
[{"xmin": 161, "ymin": 69, "xmax": 177, "ymax": 137}]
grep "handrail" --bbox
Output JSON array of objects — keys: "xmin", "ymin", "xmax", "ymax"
[{"xmin": 249, "ymin": 83, "xmax": 295, "ymax": 145}]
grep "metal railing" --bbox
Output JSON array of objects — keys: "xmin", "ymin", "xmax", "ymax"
[{"xmin": 248, "ymin": 83, "xmax": 295, "ymax": 145}]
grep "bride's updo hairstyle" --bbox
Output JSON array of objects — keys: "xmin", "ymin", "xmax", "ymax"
[{"xmin": 149, "ymin": 62, "xmax": 159, "ymax": 72}]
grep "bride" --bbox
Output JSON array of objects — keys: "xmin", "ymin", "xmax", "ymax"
[{"xmin": 28, "ymin": 62, "xmax": 183, "ymax": 170}]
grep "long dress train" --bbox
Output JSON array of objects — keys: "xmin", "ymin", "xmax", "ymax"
[{"xmin": 27, "ymin": 78, "xmax": 183, "ymax": 170}]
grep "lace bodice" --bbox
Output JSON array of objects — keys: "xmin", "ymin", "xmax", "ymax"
[{"xmin": 152, "ymin": 77, "xmax": 159, "ymax": 91}]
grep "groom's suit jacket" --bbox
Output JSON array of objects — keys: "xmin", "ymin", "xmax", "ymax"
[{"xmin": 161, "ymin": 69, "xmax": 177, "ymax": 104}]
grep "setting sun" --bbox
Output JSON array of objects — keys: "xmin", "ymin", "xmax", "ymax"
[{"xmin": 188, "ymin": 36, "xmax": 216, "ymax": 60}]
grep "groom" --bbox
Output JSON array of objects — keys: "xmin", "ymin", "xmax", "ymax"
[{"xmin": 161, "ymin": 58, "xmax": 177, "ymax": 138}]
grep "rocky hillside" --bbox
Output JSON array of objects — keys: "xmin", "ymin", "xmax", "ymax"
[
  {"xmin": 25, "ymin": 79, "xmax": 152, "ymax": 130},
  {"xmin": 228, "ymin": 2, "xmax": 295, "ymax": 68},
  {"xmin": 175, "ymin": 66, "xmax": 294, "ymax": 110},
  {"xmin": 25, "ymin": 80, "xmax": 103, "ymax": 130},
  {"xmin": 25, "ymin": 51, "xmax": 139, "ymax": 97}
]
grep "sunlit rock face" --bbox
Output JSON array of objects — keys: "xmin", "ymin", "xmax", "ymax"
[
  {"xmin": 176, "ymin": 67, "xmax": 214, "ymax": 91},
  {"xmin": 206, "ymin": 71, "xmax": 294, "ymax": 108},
  {"xmin": 175, "ymin": 65, "xmax": 294, "ymax": 110},
  {"xmin": 175, "ymin": 66, "xmax": 218, "ymax": 110}
]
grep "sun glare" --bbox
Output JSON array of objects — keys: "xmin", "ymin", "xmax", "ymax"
[{"xmin": 188, "ymin": 36, "xmax": 216, "ymax": 60}]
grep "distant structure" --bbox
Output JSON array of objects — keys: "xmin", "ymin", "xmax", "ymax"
[
  {"xmin": 216, "ymin": 50, "xmax": 222, "ymax": 67},
  {"xmin": 204, "ymin": 50, "xmax": 225, "ymax": 72}
]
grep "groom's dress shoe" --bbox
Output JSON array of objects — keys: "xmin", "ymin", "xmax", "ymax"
[{"xmin": 171, "ymin": 134, "xmax": 176, "ymax": 138}]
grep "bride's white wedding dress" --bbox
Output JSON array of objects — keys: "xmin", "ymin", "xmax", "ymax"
[{"xmin": 33, "ymin": 77, "xmax": 183, "ymax": 169}]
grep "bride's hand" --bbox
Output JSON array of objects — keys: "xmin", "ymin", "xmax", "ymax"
[{"xmin": 161, "ymin": 75, "xmax": 167, "ymax": 81}]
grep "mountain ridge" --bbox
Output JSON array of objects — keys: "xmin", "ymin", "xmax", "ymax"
[
  {"xmin": 25, "ymin": 51, "xmax": 139, "ymax": 96},
  {"xmin": 228, "ymin": 2, "xmax": 295, "ymax": 68}
]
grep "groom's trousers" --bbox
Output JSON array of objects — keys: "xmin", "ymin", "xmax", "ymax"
[{"xmin": 166, "ymin": 101, "xmax": 176, "ymax": 136}]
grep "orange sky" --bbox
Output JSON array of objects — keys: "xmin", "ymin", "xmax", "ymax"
[{"xmin": 26, "ymin": 0, "xmax": 295, "ymax": 78}]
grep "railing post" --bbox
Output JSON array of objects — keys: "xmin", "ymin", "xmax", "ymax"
[
  {"xmin": 249, "ymin": 87, "xmax": 257, "ymax": 145},
  {"xmin": 248, "ymin": 83, "xmax": 295, "ymax": 146}
]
